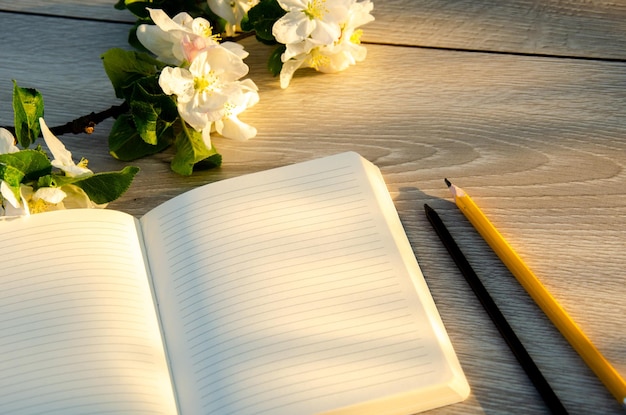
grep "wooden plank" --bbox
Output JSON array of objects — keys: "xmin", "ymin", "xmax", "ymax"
[
  {"xmin": 364, "ymin": 0, "xmax": 626, "ymax": 60},
  {"xmin": 0, "ymin": 0, "xmax": 133, "ymax": 22},
  {"xmin": 1, "ymin": 11, "xmax": 625, "ymax": 414},
  {"xmin": 2, "ymin": 0, "xmax": 626, "ymax": 59}
]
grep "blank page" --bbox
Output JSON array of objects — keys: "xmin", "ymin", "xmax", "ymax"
[
  {"xmin": 142, "ymin": 152, "xmax": 468, "ymax": 415},
  {"xmin": 0, "ymin": 209, "xmax": 177, "ymax": 415}
]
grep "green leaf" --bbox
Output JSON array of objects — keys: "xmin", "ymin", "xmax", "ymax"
[
  {"xmin": 268, "ymin": 44, "xmax": 286, "ymax": 76},
  {"xmin": 109, "ymin": 114, "xmax": 173, "ymax": 161},
  {"xmin": 240, "ymin": 14, "xmax": 252, "ymax": 32},
  {"xmin": 245, "ymin": 0, "xmax": 285, "ymax": 43},
  {"xmin": 0, "ymin": 164, "xmax": 24, "ymax": 202},
  {"xmin": 0, "ymin": 149, "xmax": 52, "ymax": 202},
  {"xmin": 70, "ymin": 166, "xmax": 140, "ymax": 205},
  {"xmin": 36, "ymin": 174, "xmax": 55, "ymax": 188},
  {"xmin": 114, "ymin": 0, "xmax": 127, "ymax": 10},
  {"xmin": 131, "ymin": 100, "xmax": 161, "ymax": 145},
  {"xmin": 170, "ymin": 124, "xmax": 221, "ymax": 175},
  {"xmin": 12, "ymin": 81, "xmax": 44, "ymax": 148},
  {"xmin": 101, "ymin": 48, "xmax": 162, "ymax": 100},
  {"xmin": 190, "ymin": 153, "xmax": 222, "ymax": 171},
  {"xmin": 0, "ymin": 149, "xmax": 52, "ymax": 183},
  {"xmin": 128, "ymin": 77, "xmax": 179, "ymax": 145}
]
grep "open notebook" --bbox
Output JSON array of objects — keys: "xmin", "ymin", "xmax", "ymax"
[{"xmin": 0, "ymin": 152, "xmax": 470, "ymax": 415}]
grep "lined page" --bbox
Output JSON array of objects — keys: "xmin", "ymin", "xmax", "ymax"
[
  {"xmin": 142, "ymin": 152, "xmax": 464, "ymax": 415},
  {"xmin": 0, "ymin": 209, "xmax": 177, "ymax": 415}
]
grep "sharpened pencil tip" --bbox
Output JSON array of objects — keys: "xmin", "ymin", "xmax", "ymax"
[
  {"xmin": 444, "ymin": 178, "xmax": 451, "ymax": 188},
  {"xmin": 424, "ymin": 204, "xmax": 433, "ymax": 214}
]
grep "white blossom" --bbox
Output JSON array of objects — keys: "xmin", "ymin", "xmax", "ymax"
[
  {"xmin": 159, "ymin": 46, "xmax": 259, "ymax": 148},
  {"xmin": 273, "ymin": 0, "xmax": 351, "ymax": 46},
  {"xmin": 213, "ymin": 78, "xmax": 259, "ymax": 141},
  {"xmin": 137, "ymin": 8, "xmax": 222, "ymax": 65},
  {"xmin": 277, "ymin": 0, "xmax": 374, "ymax": 88},
  {"xmin": 40, "ymin": 118, "xmax": 93, "ymax": 178},
  {"xmin": 0, "ymin": 122, "xmax": 110, "ymax": 217}
]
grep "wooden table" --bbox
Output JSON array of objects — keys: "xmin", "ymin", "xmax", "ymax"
[{"xmin": 1, "ymin": 1, "xmax": 625, "ymax": 413}]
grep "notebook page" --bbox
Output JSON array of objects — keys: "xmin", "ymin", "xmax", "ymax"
[
  {"xmin": 0, "ymin": 209, "xmax": 177, "ymax": 415},
  {"xmin": 141, "ymin": 152, "xmax": 461, "ymax": 415}
]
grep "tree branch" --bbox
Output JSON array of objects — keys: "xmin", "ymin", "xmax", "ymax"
[{"xmin": 1, "ymin": 101, "xmax": 129, "ymax": 137}]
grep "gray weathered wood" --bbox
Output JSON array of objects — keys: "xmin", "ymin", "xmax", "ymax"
[
  {"xmin": 2, "ymin": 0, "xmax": 626, "ymax": 58},
  {"xmin": 0, "ymin": 5, "xmax": 625, "ymax": 415}
]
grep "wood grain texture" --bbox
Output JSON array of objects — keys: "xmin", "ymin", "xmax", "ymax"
[
  {"xmin": 0, "ymin": 0, "xmax": 133, "ymax": 22},
  {"xmin": 365, "ymin": 0, "xmax": 626, "ymax": 59},
  {"xmin": 2, "ymin": 0, "xmax": 626, "ymax": 58},
  {"xmin": 0, "ymin": 6, "xmax": 625, "ymax": 415}
]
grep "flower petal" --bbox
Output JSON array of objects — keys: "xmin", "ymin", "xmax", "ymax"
[
  {"xmin": 33, "ymin": 187, "xmax": 67, "ymax": 204},
  {"xmin": 159, "ymin": 66, "xmax": 194, "ymax": 99},
  {"xmin": 136, "ymin": 25, "xmax": 181, "ymax": 65},
  {"xmin": 0, "ymin": 128, "xmax": 19, "ymax": 154},
  {"xmin": 207, "ymin": 0, "xmax": 237, "ymax": 24},
  {"xmin": 310, "ymin": 19, "xmax": 341, "ymax": 44},
  {"xmin": 60, "ymin": 184, "xmax": 107, "ymax": 209},
  {"xmin": 148, "ymin": 8, "xmax": 192, "ymax": 33},
  {"xmin": 273, "ymin": 12, "xmax": 313, "ymax": 44},
  {"xmin": 39, "ymin": 118, "xmax": 93, "ymax": 178},
  {"xmin": 39, "ymin": 118, "xmax": 74, "ymax": 167},
  {"xmin": 216, "ymin": 116, "xmax": 257, "ymax": 141},
  {"xmin": 202, "ymin": 127, "xmax": 213, "ymax": 150},
  {"xmin": 279, "ymin": 56, "xmax": 306, "ymax": 88},
  {"xmin": 1, "ymin": 180, "xmax": 20, "ymax": 208},
  {"xmin": 221, "ymin": 42, "xmax": 250, "ymax": 60}
]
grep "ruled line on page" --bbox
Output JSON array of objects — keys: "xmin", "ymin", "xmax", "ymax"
[
  {"xmin": 0, "ymin": 211, "xmax": 177, "ymax": 414},
  {"xmin": 142, "ymin": 154, "xmax": 445, "ymax": 415}
]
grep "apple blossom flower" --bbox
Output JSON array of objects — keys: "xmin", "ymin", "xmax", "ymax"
[
  {"xmin": 55, "ymin": 184, "xmax": 107, "ymax": 210},
  {"xmin": 0, "ymin": 122, "xmax": 118, "ymax": 217},
  {"xmin": 0, "ymin": 152, "xmax": 66, "ymax": 217},
  {"xmin": 158, "ymin": 46, "xmax": 259, "ymax": 148},
  {"xmin": 207, "ymin": 0, "xmax": 260, "ymax": 37},
  {"xmin": 40, "ymin": 118, "xmax": 93, "ymax": 178},
  {"xmin": 277, "ymin": 0, "xmax": 374, "ymax": 88},
  {"xmin": 137, "ymin": 8, "xmax": 222, "ymax": 65},
  {"xmin": 0, "ymin": 182, "xmax": 103, "ymax": 217},
  {"xmin": 23, "ymin": 185, "xmax": 68, "ymax": 215},
  {"xmin": 136, "ymin": 8, "xmax": 249, "ymax": 67},
  {"xmin": 212, "ymin": 78, "xmax": 259, "ymax": 140},
  {"xmin": 272, "ymin": 0, "xmax": 351, "ymax": 46}
]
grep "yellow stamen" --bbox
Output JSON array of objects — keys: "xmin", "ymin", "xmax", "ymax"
[
  {"xmin": 222, "ymin": 102, "xmax": 236, "ymax": 118},
  {"xmin": 350, "ymin": 29, "xmax": 363, "ymax": 44},
  {"xmin": 28, "ymin": 198, "xmax": 55, "ymax": 214},
  {"xmin": 197, "ymin": 21, "xmax": 221, "ymax": 41},
  {"xmin": 304, "ymin": 0, "xmax": 327, "ymax": 20},
  {"xmin": 308, "ymin": 49, "xmax": 330, "ymax": 70},
  {"xmin": 194, "ymin": 71, "xmax": 220, "ymax": 94}
]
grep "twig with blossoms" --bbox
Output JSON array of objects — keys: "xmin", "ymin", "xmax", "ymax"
[
  {"xmin": 102, "ymin": 7, "xmax": 259, "ymax": 175},
  {"xmin": 243, "ymin": 0, "xmax": 374, "ymax": 88},
  {"xmin": 139, "ymin": 8, "xmax": 259, "ymax": 148},
  {"xmin": 0, "ymin": 83, "xmax": 138, "ymax": 217},
  {"xmin": 2, "ymin": 0, "xmax": 375, "ymax": 178}
]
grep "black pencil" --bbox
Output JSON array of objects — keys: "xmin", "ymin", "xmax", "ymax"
[{"xmin": 424, "ymin": 203, "xmax": 569, "ymax": 414}]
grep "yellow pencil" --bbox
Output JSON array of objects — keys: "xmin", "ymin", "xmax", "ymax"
[{"xmin": 445, "ymin": 179, "xmax": 626, "ymax": 408}]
